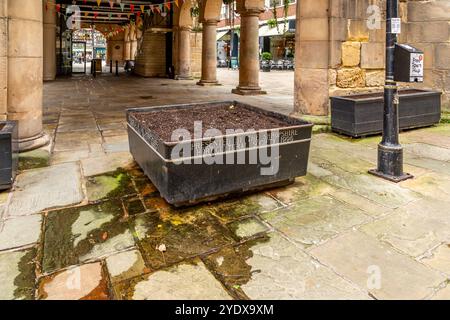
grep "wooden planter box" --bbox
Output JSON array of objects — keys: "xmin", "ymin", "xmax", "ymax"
[
  {"xmin": 0, "ymin": 121, "xmax": 18, "ymax": 190},
  {"xmin": 331, "ymin": 89, "xmax": 441, "ymax": 138},
  {"xmin": 127, "ymin": 101, "xmax": 313, "ymax": 207}
]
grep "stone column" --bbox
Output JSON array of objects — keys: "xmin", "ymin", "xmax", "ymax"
[
  {"xmin": 123, "ymin": 27, "xmax": 131, "ymax": 61},
  {"xmin": 176, "ymin": 26, "xmax": 192, "ymax": 80},
  {"xmin": 293, "ymin": 0, "xmax": 330, "ymax": 116},
  {"xmin": 197, "ymin": 19, "xmax": 219, "ymax": 86},
  {"xmin": 7, "ymin": 0, "xmax": 49, "ymax": 151},
  {"xmin": 43, "ymin": 0, "xmax": 56, "ymax": 81},
  {"xmin": 0, "ymin": 0, "xmax": 7, "ymax": 119},
  {"xmin": 232, "ymin": 8, "xmax": 266, "ymax": 95},
  {"xmin": 130, "ymin": 24, "xmax": 137, "ymax": 60}
]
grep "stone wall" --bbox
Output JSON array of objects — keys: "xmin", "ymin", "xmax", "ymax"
[
  {"xmin": 134, "ymin": 31, "xmax": 167, "ymax": 77},
  {"xmin": 329, "ymin": 0, "xmax": 450, "ymax": 111}
]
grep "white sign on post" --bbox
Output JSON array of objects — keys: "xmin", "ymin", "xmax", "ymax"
[
  {"xmin": 410, "ymin": 53, "xmax": 424, "ymax": 82},
  {"xmin": 390, "ymin": 18, "xmax": 402, "ymax": 34}
]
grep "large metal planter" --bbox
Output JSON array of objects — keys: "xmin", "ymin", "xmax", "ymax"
[
  {"xmin": 127, "ymin": 101, "xmax": 313, "ymax": 207},
  {"xmin": 331, "ymin": 89, "xmax": 441, "ymax": 138},
  {"xmin": 0, "ymin": 121, "xmax": 18, "ymax": 190}
]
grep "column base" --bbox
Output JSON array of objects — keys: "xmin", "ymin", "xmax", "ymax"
[
  {"xmin": 175, "ymin": 75, "xmax": 194, "ymax": 80},
  {"xmin": 232, "ymin": 87, "xmax": 267, "ymax": 96},
  {"xmin": 16, "ymin": 132, "xmax": 50, "ymax": 152},
  {"xmin": 197, "ymin": 80, "xmax": 221, "ymax": 86}
]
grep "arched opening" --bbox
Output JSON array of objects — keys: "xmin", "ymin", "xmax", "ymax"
[{"xmin": 71, "ymin": 28, "xmax": 107, "ymax": 74}]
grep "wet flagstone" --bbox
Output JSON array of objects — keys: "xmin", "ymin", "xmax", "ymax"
[
  {"xmin": 18, "ymin": 148, "xmax": 51, "ymax": 171},
  {"xmin": 7, "ymin": 163, "xmax": 84, "ymax": 217},
  {"xmin": 227, "ymin": 217, "xmax": 270, "ymax": 240},
  {"xmin": 42, "ymin": 200, "xmax": 134, "ymax": 274},
  {"xmin": 134, "ymin": 209, "xmax": 235, "ymax": 270},
  {"xmin": 38, "ymin": 262, "xmax": 110, "ymax": 300},
  {"xmin": 86, "ymin": 169, "xmax": 136, "ymax": 202},
  {"xmin": 80, "ymin": 152, "xmax": 134, "ymax": 177},
  {"xmin": 0, "ymin": 215, "xmax": 42, "ymax": 251},
  {"xmin": 310, "ymin": 231, "xmax": 445, "ymax": 300},
  {"xmin": 0, "ymin": 249, "xmax": 36, "ymax": 300},
  {"xmin": 106, "ymin": 249, "xmax": 149, "ymax": 284},
  {"xmin": 113, "ymin": 259, "xmax": 232, "ymax": 300}
]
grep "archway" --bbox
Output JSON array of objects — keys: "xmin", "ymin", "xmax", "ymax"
[{"xmin": 71, "ymin": 28, "xmax": 107, "ymax": 74}]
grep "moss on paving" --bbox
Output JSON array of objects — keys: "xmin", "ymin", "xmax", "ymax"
[
  {"xmin": 13, "ymin": 248, "xmax": 37, "ymax": 300},
  {"xmin": 42, "ymin": 200, "xmax": 130, "ymax": 274},
  {"xmin": 18, "ymin": 149, "xmax": 50, "ymax": 171}
]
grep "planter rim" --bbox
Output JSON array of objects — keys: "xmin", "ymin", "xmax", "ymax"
[
  {"xmin": 331, "ymin": 89, "xmax": 442, "ymax": 104},
  {"xmin": 127, "ymin": 100, "xmax": 314, "ymax": 147}
]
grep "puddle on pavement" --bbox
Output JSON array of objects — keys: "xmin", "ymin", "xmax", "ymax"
[
  {"xmin": 202, "ymin": 237, "xmax": 270, "ymax": 300},
  {"xmin": 42, "ymin": 200, "xmax": 134, "ymax": 274}
]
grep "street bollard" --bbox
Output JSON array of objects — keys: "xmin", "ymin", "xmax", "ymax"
[
  {"xmin": 115, "ymin": 60, "xmax": 119, "ymax": 76},
  {"xmin": 93, "ymin": 59, "xmax": 96, "ymax": 78},
  {"xmin": 110, "ymin": 60, "xmax": 113, "ymax": 73}
]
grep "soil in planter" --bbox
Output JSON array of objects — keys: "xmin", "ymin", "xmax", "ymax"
[{"xmin": 130, "ymin": 104, "xmax": 291, "ymax": 142}]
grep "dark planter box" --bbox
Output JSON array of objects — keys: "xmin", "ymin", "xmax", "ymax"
[
  {"xmin": 127, "ymin": 101, "xmax": 313, "ymax": 207},
  {"xmin": 0, "ymin": 121, "xmax": 19, "ymax": 190},
  {"xmin": 331, "ymin": 89, "xmax": 441, "ymax": 138}
]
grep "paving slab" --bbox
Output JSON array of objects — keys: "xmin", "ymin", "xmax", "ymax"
[
  {"xmin": 0, "ymin": 249, "xmax": 36, "ymax": 300},
  {"xmin": 81, "ymin": 152, "xmax": 134, "ymax": 177},
  {"xmin": 113, "ymin": 260, "xmax": 232, "ymax": 300},
  {"xmin": 6, "ymin": 163, "xmax": 84, "ymax": 217},
  {"xmin": 310, "ymin": 231, "xmax": 445, "ymax": 299},
  {"xmin": 42, "ymin": 200, "xmax": 133, "ymax": 274},
  {"xmin": 262, "ymin": 196, "xmax": 371, "ymax": 248},
  {"xmin": 38, "ymin": 262, "xmax": 110, "ymax": 300},
  {"xmin": 0, "ymin": 215, "xmax": 42, "ymax": 251},
  {"xmin": 421, "ymin": 244, "xmax": 450, "ymax": 275},
  {"xmin": 360, "ymin": 198, "xmax": 450, "ymax": 258},
  {"xmin": 233, "ymin": 233, "xmax": 369, "ymax": 299},
  {"xmin": 106, "ymin": 249, "xmax": 149, "ymax": 284},
  {"xmin": 228, "ymin": 217, "xmax": 269, "ymax": 240}
]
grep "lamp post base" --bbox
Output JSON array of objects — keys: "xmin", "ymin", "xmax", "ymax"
[{"xmin": 368, "ymin": 169, "xmax": 413, "ymax": 183}]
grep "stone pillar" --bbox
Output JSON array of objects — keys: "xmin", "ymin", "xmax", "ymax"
[
  {"xmin": 7, "ymin": 0, "xmax": 49, "ymax": 151},
  {"xmin": 130, "ymin": 24, "xmax": 137, "ymax": 60},
  {"xmin": 176, "ymin": 26, "xmax": 192, "ymax": 80},
  {"xmin": 123, "ymin": 27, "xmax": 131, "ymax": 61},
  {"xmin": 232, "ymin": 8, "xmax": 266, "ymax": 95},
  {"xmin": 43, "ymin": 0, "xmax": 56, "ymax": 81},
  {"xmin": 293, "ymin": 0, "xmax": 330, "ymax": 116},
  {"xmin": 197, "ymin": 20, "xmax": 219, "ymax": 86},
  {"xmin": 0, "ymin": 0, "xmax": 7, "ymax": 119}
]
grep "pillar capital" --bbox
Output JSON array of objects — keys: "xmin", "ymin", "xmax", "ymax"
[
  {"xmin": 179, "ymin": 25, "xmax": 192, "ymax": 32},
  {"xmin": 201, "ymin": 19, "xmax": 219, "ymax": 26},
  {"xmin": 236, "ymin": 8, "xmax": 263, "ymax": 17}
]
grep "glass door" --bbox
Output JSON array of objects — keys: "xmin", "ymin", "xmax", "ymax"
[{"xmin": 72, "ymin": 41, "xmax": 87, "ymax": 74}]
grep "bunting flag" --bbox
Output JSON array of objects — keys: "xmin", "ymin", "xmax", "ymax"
[
  {"xmin": 119, "ymin": 3, "xmax": 125, "ymax": 11},
  {"xmin": 174, "ymin": 0, "xmax": 179, "ymax": 8},
  {"xmin": 140, "ymin": 5, "xmax": 145, "ymax": 13},
  {"xmin": 130, "ymin": 4, "xmax": 135, "ymax": 13},
  {"xmin": 96, "ymin": 0, "xmax": 102, "ymax": 7},
  {"xmin": 165, "ymin": 2, "xmax": 171, "ymax": 11},
  {"xmin": 108, "ymin": 0, "xmax": 114, "ymax": 9}
]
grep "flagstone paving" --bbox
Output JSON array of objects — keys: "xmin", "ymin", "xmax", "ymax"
[{"xmin": 0, "ymin": 72, "xmax": 449, "ymax": 300}]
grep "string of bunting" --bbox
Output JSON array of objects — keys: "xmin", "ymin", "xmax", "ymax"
[{"xmin": 44, "ymin": 0, "xmax": 185, "ymax": 24}]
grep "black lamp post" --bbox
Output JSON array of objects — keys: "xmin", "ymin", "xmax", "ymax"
[{"xmin": 369, "ymin": 0, "xmax": 413, "ymax": 182}]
